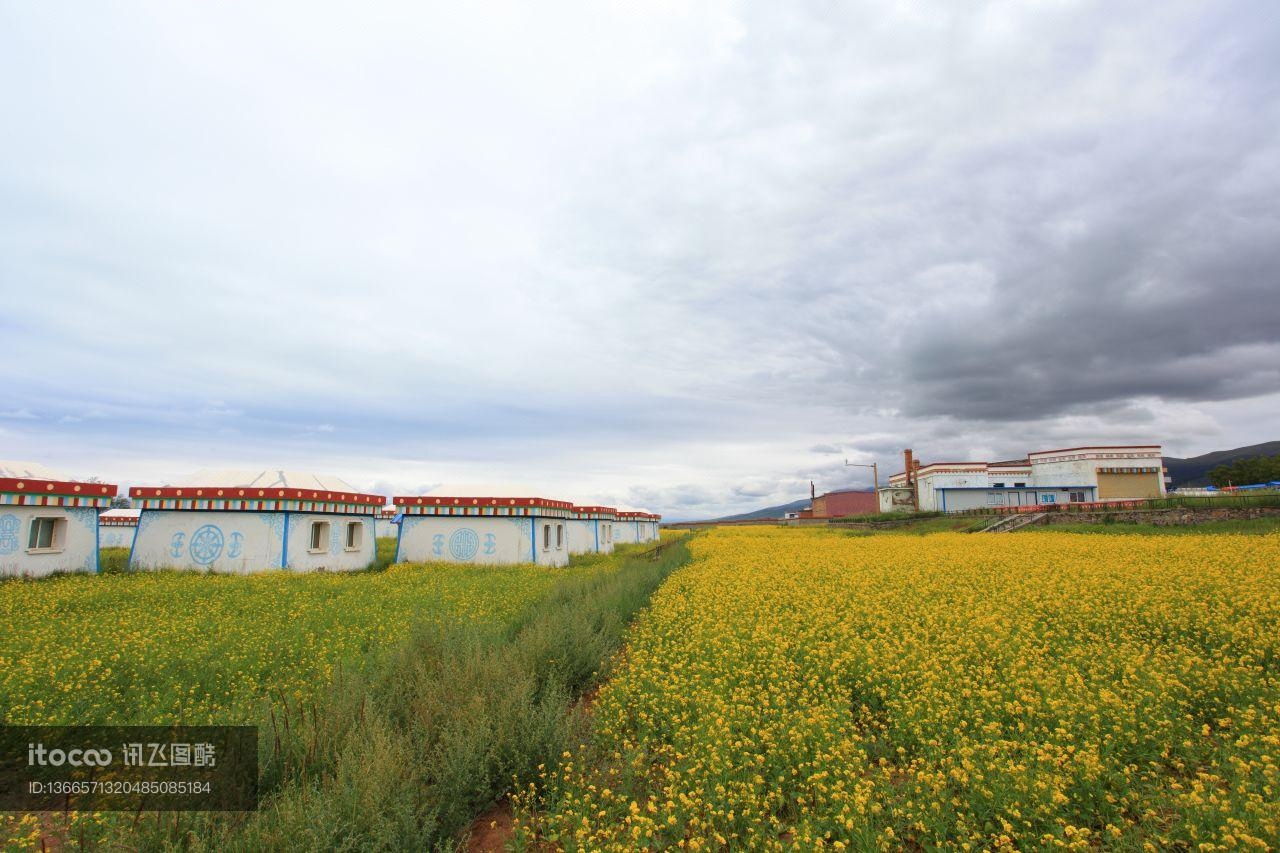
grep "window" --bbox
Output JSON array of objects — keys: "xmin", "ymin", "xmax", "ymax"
[
  {"xmin": 543, "ymin": 523, "xmax": 551, "ymax": 550},
  {"xmin": 1041, "ymin": 494, "xmax": 1056, "ymax": 504},
  {"xmin": 991, "ymin": 482, "xmax": 1005, "ymax": 488},
  {"xmin": 556, "ymin": 524, "xmax": 563, "ymax": 548},
  {"xmin": 986, "ymin": 492, "xmax": 1005, "ymax": 506},
  {"xmin": 345, "ymin": 521, "xmax": 363, "ymax": 551},
  {"xmin": 604, "ymin": 523, "xmax": 611, "ymax": 542},
  {"xmin": 1069, "ymin": 491, "xmax": 1086, "ymax": 503},
  {"xmin": 27, "ymin": 517, "xmax": 65, "ymax": 552},
  {"xmin": 1014, "ymin": 482, "xmax": 1026, "ymax": 488},
  {"xmin": 309, "ymin": 521, "xmax": 330, "ymax": 552}
]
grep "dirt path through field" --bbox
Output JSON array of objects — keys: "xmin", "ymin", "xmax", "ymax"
[{"xmin": 466, "ymin": 801, "xmax": 515, "ymax": 853}]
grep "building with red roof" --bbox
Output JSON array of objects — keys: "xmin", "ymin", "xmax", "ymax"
[
  {"xmin": 0, "ymin": 461, "xmax": 118, "ymax": 577},
  {"xmin": 127, "ymin": 469, "xmax": 385, "ymax": 573}
]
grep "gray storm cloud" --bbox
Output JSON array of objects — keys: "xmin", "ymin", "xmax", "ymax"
[{"xmin": 0, "ymin": 0, "xmax": 1277, "ymax": 518}]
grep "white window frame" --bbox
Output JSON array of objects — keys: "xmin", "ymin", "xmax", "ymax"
[
  {"xmin": 27, "ymin": 516, "xmax": 66, "ymax": 554},
  {"xmin": 555, "ymin": 523, "xmax": 563, "ymax": 549},
  {"xmin": 309, "ymin": 521, "xmax": 330, "ymax": 553},
  {"xmin": 344, "ymin": 520, "xmax": 363, "ymax": 551},
  {"xmin": 542, "ymin": 523, "xmax": 551, "ymax": 550}
]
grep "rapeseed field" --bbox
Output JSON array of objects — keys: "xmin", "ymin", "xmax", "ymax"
[
  {"xmin": 0, "ymin": 559, "xmax": 596, "ymax": 726},
  {"xmin": 517, "ymin": 527, "xmax": 1280, "ymax": 850}
]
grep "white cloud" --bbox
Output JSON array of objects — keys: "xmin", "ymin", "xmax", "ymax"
[{"xmin": 0, "ymin": 1, "xmax": 1277, "ymax": 519}]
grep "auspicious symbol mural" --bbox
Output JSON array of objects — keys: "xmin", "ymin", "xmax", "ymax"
[
  {"xmin": 449, "ymin": 528, "xmax": 479, "ymax": 560},
  {"xmin": 188, "ymin": 524, "xmax": 225, "ymax": 566}
]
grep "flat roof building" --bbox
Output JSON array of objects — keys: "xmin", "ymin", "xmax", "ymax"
[
  {"xmin": 393, "ymin": 494, "xmax": 575, "ymax": 566},
  {"xmin": 128, "ymin": 470, "xmax": 384, "ymax": 573},
  {"xmin": 0, "ymin": 461, "xmax": 118, "ymax": 577},
  {"xmin": 881, "ymin": 445, "xmax": 1166, "ymax": 513},
  {"xmin": 567, "ymin": 505, "xmax": 618, "ymax": 555},
  {"xmin": 99, "ymin": 508, "xmax": 140, "ymax": 548},
  {"xmin": 810, "ymin": 489, "xmax": 878, "ymax": 519}
]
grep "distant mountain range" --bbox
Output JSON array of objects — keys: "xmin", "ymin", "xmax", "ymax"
[
  {"xmin": 707, "ymin": 498, "xmax": 812, "ymax": 523},
  {"xmin": 689, "ymin": 442, "xmax": 1278, "ymax": 522},
  {"xmin": 1164, "ymin": 441, "xmax": 1280, "ymax": 488}
]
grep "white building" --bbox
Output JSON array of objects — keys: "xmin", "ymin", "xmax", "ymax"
[
  {"xmin": 881, "ymin": 445, "xmax": 1166, "ymax": 513},
  {"xmin": 128, "ymin": 470, "xmax": 384, "ymax": 573},
  {"xmin": 98, "ymin": 508, "xmax": 140, "ymax": 548},
  {"xmin": 393, "ymin": 494, "xmax": 574, "ymax": 567},
  {"xmin": 0, "ymin": 461, "xmax": 118, "ymax": 577},
  {"xmin": 567, "ymin": 505, "xmax": 618, "ymax": 555},
  {"xmin": 374, "ymin": 507, "xmax": 398, "ymax": 539},
  {"xmin": 611, "ymin": 510, "xmax": 662, "ymax": 545}
]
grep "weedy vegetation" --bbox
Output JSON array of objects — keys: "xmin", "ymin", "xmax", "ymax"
[{"xmin": 1, "ymin": 537, "xmax": 691, "ymax": 849}]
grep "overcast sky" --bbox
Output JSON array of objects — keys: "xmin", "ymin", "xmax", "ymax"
[{"xmin": 2, "ymin": 1, "xmax": 1277, "ymax": 519}]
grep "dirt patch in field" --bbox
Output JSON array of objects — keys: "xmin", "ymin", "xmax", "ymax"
[{"xmin": 467, "ymin": 800, "xmax": 515, "ymax": 852}]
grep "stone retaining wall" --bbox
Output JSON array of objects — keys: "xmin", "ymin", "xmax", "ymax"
[{"xmin": 1036, "ymin": 506, "xmax": 1280, "ymax": 527}]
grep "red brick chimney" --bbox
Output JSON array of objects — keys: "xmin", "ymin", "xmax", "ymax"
[{"xmin": 904, "ymin": 449, "xmax": 918, "ymax": 510}]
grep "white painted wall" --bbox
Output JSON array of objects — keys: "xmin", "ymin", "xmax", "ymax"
[
  {"xmin": 99, "ymin": 525, "xmax": 136, "ymax": 548},
  {"xmin": 397, "ymin": 515, "xmax": 569, "ymax": 566},
  {"xmin": 131, "ymin": 511, "xmax": 283, "ymax": 573},
  {"xmin": 131, "ymin": 511, "xmax": 377, "ymax": 573},
  {"xmin": 0, "ymin": 507, "xmax": 99, "ymax": 577},
  {"xmin": 284, "ymin": 514, "xmax": 376, "ymax": 572},
  {"xmin": 878, "ymin": 487, "xmax": 915, "ymax": 513},
  {"xmin": 612, "ymin": 520, "xmax": 639, "ymax": 545},
  {"xmin": 567, "ymin": 519, "xmax": 597, "ymax": 555}
]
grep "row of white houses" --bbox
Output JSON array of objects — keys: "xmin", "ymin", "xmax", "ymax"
[{"xmin": 0, "ymin": 464, "xmax": 660, "ymax": 578}]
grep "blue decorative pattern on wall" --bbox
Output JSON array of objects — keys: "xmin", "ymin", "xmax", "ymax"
[
  {"xmin": 0, "ymin": 514, "xmax": 18, "ymax": 556},
  {"xmin": 188, "ymin": 525, "xmax": 225, "ymax": 566},
  {"xmin": 260, "ymin": 513, "xmax": 285, "ymax": 540},
  {"xmin": 449, "ymin": 528, "xmax": 479, "ymax": 560}
]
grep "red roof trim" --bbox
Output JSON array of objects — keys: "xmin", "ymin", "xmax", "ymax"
[
  {"xmin": 572, "ymin": 505, "xmax": 618, "ymax": 514},
  {"xmin": 391, "ymin": 495, "xmax": 575, "ymax": 510},
  {"xmin": 129, "ymin": 485, "xmax": 385, "ymax": 503},
  {"xmin": 0, "ymin": 477, "xmax": 117, "ymax": 497},
  {"xmin": 1028, "ymin": 445, "xmax": 1161, "ymax": 456}
]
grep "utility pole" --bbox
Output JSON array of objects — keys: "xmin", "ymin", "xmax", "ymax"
[{"xmin": 844, "ymin": 459, "xmax": 879, "ymax": 493}]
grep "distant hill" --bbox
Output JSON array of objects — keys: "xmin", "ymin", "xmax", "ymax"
[
  {"xmin": 1165, "ymin": 441, "xmax": 1280, "ymax": 488},
  {"xmin": 709, "ymin": 498, "xmax": 812, "ymax": 523}
]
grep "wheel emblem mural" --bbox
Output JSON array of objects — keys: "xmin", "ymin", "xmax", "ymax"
[
  {"xmin": 0, "ymin": 514, "xmax": 19, "ymax": 556},
  {"xmin": 188, "ymin": 525, "xmax": 224, "ymax": 566},
  {"xmin": 449, "ymin": 528, "xmax": 479, "ymax": 560}
]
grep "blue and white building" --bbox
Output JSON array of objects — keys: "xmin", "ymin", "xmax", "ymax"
[
  {"xmin": 393, "ymin": 494, "xmax": 574, "ymax": 567},
  {"xmin": 881, "ymin": 445, "xmax": 1167, "ymax": 512},
  {"xmin": 0, "ymin": 461, "xmax": 118, "ymax": 577},
  {"xmin": 128, "ymin": 470, "xmax": 384, "ymax": 573}
]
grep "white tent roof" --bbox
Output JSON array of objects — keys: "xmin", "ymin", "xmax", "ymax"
[
  {"xmin": 614, "ymin": 504, "xmax": 658, "ymax": 515},
  {"xmin": 0, "ymin": 460, "xmax": 71, "ymax": 480},
  {"xmin": 423, "ymin": 482, "xmax": 556, "ymax": 498},
  {"xmin": 175, "ymin": 469, "xmax": 358, "ymax": 491}
]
